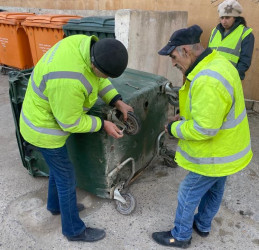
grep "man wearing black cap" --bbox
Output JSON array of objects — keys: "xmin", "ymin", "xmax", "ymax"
[
  {"xmin": 152, "ymin": 25, "xmax": 252, "ymax": 248},
  {"xmin": 20, "ymin": 34, "xmax": 133, "ymax": 242}
]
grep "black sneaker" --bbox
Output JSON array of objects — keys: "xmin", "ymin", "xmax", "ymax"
[
  {"xmin": 193, "ymin": 222, "xmax": 209, "ymax": 237},
  {"xmin": 67, "ymin": 227, "xmax": 106, "ymax": 242},
  {"xmin": 152, "ymin": 231, "xmax": 191, "ymax": 248},
  {"xmin": 50, "ymin": 203, "xmax": 85, "ymax": 215}
]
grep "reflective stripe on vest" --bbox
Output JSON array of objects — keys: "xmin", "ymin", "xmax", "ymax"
[
  {"xmin": 31, "ymin": 71, "xmax": 48, "ymax": 101},
  {"xmin": 177, "ymin": 143, "xmax": 251, "ymax": 165},
  {"xmin": 175, "ymin": 69, "xmax": 246, "ymax": 139},
  {"xmin": 55, "ymin": 117, "xmax": 81, "ymax": 129},
  {"xmin": 31, "ymin": 70, "xmax": 93, "ymax": 101},
  {"xmin": 21, "ymin": 108, "xmax": 69, "ymax": 136},
  {"xmin": 176, "ymin": 120, "xmax": 185, "ymax": 138},
  {"xmin": 55, "ymin": 115, "xmax": 98, "ymax": 132},
  {"xmin": 98, "ymin": 85, "xmax": 115, "ymax": 98},
  {"xmin": 83, "ymin": 107, "xmax": 90, "ymax": 112},
  {"xmin": 209, "ymin": 28, "xmax": 218, "ymax": 44},
  {"xmin": 209, "ymin": 27, "xmax": 250, "ymax": 66}
]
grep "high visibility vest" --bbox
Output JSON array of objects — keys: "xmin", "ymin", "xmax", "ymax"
[
  {"xmin": 170, "ymin": 50, "xmax": 252, "ymax": 177},
  {"xmin": 208, "ymin": 25, "xmax": 252, "ymax": 66},
  {"xmin": 20, "ymin": 35, "xmax": 119, "ymax": 148}
]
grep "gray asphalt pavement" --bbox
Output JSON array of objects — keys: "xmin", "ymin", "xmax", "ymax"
[{"xmin": 0, "ymin": 72, "xmax": 258, "ymax": 250}]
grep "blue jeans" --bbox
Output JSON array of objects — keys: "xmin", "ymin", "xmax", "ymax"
[
  {"xmin": 171, "ymin": 172, "xmax": 227, "ymax": 241},
  {"xmin": 39, "ymin": 145, "xmax": 86, "ymax": 237}
]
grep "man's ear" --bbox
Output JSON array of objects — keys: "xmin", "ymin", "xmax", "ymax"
[{"xmin": 182, "ymin": 46, "xmax": 189, "ymax": 57}]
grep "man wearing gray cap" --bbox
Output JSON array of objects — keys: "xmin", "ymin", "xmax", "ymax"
[
  {"xmin": 208, "ymin": 0, "xmax": 254, "ymax": 80},
  {"xmin": 152, "ymin": 25, "xmax": 252, "ymax": 248}
]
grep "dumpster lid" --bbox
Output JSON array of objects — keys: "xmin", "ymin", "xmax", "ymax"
[
  {"xmin": 0, "ymin": 12, "xmax": 35, "ymax": 25},
  {"xmin": 22, "ymin": 14, "xmax": 82, "ymax": 28},
  {"xmin": 63, "ymin": 16, "xmax": 115, "ymax": 32},
  {"xmin": 66, "ymin": 16, "xmax": 114, "ymax": 27}
]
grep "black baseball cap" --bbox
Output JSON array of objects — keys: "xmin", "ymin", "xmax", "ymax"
[{"xmin": 158, "ymin": 25, "xmax": 203, "ymax": 56}]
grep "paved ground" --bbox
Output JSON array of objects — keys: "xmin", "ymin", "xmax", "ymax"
[{"xmin": 0, "ymin": 72, "xmax": 259, "ymax": 250}]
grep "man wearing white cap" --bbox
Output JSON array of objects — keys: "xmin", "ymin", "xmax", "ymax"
[{"xmin": 208, "ymin": 0, "xmax": 254, "ymax": 80}]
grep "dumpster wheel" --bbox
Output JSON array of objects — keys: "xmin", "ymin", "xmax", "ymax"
[
  {"xmin": 118, "ymin": 111, "xmax": 141, "ymax": 135},
  {"xmin": 115, "ymin": 193, "xmax": 136, "ymax": 215},
  {"xmin": 164, "ymin": 157, "xmax": 178, "ymax": 168},
  {"xmin": 168, "ymin": 94, "xmax": 179, "ymax": 107},
  {"xmin": 165, "ymin": 85, "xmax": 180, "ymax": 107},
  {"xmin": 163, "ymin": 150, "xmax": 178, "ymax": 168}
]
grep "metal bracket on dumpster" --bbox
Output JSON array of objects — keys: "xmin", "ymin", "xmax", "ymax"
[
  {"xmin": 107, "ymin": 109, "xmax": 141, "ymax": 135},
  {"xmin": 107, "ymin": 109, "xmax": 127, "ymax": 130},
  {"xmin": 24, "ymin": 155, "xmax": 49, "ymax": 177},
  {"xmin": 163, "ymin": 82, "xmax": 176, "ymax": 96},
  {"xmin": 156, "ymin": 130, "xmax": 173, "ymax": 159},
  {"xmin": 108, "ymin": 157, "xmax": 136, "ymax": 202},
  {"xmin": 162, "ymin": 82, "xmax": 180, "ymax": 107},
  {"xmin": 24, "ymin": 155, "xmax": 36, "ymax": 176},
  {"xmin": 113, "ymin": 182, "xmax": 127, "ymax": 204},
  {"xmin": 156, "ymin": 131, "xmax": 177, "ymax": 168},
  {"xmin": 156, "ymin": 131, "xmax": 166, "ymax": 156}
]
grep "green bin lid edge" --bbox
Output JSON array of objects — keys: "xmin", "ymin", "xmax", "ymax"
[
  {"xmin": 62, "ymin": 25, "xmax": 114, "ymax": 33},
  {"xmin": 66, "ymin": 16, "xmax": 114, "ymax": 27}
]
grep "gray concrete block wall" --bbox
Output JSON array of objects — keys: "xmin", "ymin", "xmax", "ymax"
[{"xmin": 115, "ymin": 10, "xmax": 188, "ymax": 87}]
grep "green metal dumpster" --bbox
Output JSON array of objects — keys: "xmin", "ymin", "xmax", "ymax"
[
  {"xmin": 9, "ymin": 68, "xmax": 49, "ymax": 177},
  {"xmin": 62, "ymin": 16, "xmax": 115, "ymax": 39},
  {"xmin": 9, "ymin": 67, "xmax": 176, "ymax": 214}
]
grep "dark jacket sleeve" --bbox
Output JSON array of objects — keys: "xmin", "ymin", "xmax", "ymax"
[{"xmin": 236, "ymin": 32, "xmax": 255, "ymax": 80}]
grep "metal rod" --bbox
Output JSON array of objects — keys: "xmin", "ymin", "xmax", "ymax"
[{"xmin": 108, "ymin": 157, "xmax": 136, "ymax": 182}]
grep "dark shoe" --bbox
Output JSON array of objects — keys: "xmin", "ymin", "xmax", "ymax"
[
  {"xmin": 67, "ymin": 227, "xmax": 106, "ymax": 242},
  {"xmin": 193, "ymin": 222, "xmax": 209, "ymax": 237},
  {"xmin": 50, "ymin": 203, "xmax": 85, "ymax": 215},
  {"xmin": 152, "ymin": 231, "xmax": 191, "ymax": 248}
]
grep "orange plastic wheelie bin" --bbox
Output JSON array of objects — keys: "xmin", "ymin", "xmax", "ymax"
[
  {"xmin": 22, "ymin": 14, "xmax": 81, "ymax": 65},
  {"xmin": 0, "ymin": 12, "xmax": 35, "ymax": 71}
]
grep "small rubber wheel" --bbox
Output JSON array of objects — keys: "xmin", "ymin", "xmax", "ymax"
[
  {"xmin": 117, "ymin": 111, "xmax": 141, "ymax": 135},
  {"xmin": 115, "ymin": 193, "xmax": 136, "ymax": 215},
  {"xmin": 163, "ymin": 150, "xmax": 178, "ymax": 168},
  {"xmin": 164, "ymin": 157, "xmax": 178, "ymax": 168},
  {"xmin": 168, "ymin": 95, "xmax": 179, "ymax": 107}
]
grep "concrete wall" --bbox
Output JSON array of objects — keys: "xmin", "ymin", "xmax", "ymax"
[
  {"xmin": 0, "ymin": 0, "xmax": 258, "ymax": 100},
  {"xmin": 115, "ymin": 10, "xmax": 187, "ymax": 86}
]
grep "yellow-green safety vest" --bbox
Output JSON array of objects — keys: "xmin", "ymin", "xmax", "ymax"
[
  {"xmin": 20, "ymin": 35, "xmax": 119, "ymax": 148},
  {"xmin": 208, "ymin": 25, "xmax": 252, "ymax": 66},
  {"xmin": 170, "ymin": 50, "xmax": 253, "ymax": 177}
]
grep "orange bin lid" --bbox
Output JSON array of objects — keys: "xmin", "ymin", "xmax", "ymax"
[
  {"xmin": 0, "ymin": 12, "xmax": 35, "ymax": 25},
  {"xmin": 22, "ymin": 14, "xmax": 82, "ymax": 29}
]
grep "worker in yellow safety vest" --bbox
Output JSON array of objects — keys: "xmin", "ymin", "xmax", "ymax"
[
  {"xmin": 208, "ymin": 0, "xmax": 254, "ymax": 80},
  {"xmin": 20, "ymin": 35, "xmax": 133, "ymax": 242},
  {"xmin": 152, "ymin": 25, "xmax": 252, "ymax": 248}
]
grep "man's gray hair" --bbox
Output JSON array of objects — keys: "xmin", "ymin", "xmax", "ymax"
[{"xmin": 176, "ymin": 43, "xmax": 203, "ymax": 57}]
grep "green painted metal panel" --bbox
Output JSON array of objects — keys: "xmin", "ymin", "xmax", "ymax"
[
  {"xmin": 8, "ymin": 68, "xmax": 169, "ymax": 198},
  {"xmin": 8, "ymin": 68, "xmax": 49, "ymax": 176}
]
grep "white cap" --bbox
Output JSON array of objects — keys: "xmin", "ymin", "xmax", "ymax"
[{"xmin": 218, "ymin": 0, "xmax": 243, "ymax": 17}]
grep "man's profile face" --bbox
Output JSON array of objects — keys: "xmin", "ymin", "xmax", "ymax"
[{"xmin": 169, "ymin": 47, "xmax": 192, "ymax": 74}]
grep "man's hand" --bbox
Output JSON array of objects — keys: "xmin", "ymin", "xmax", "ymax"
[
  {"xmin": 114, "ymin": 100, "xmax": 134, "ymax": 121},
  {"xmin": 103, "ymin": 120, "xmax": 124, "ymax": 139},
  {"xmin": 165, "ymin": 114, "xmax": 181, "ymax": 133},
  {"xmin": 172, "ymin": 114, "xmax": 180, "ymax": 122}
]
